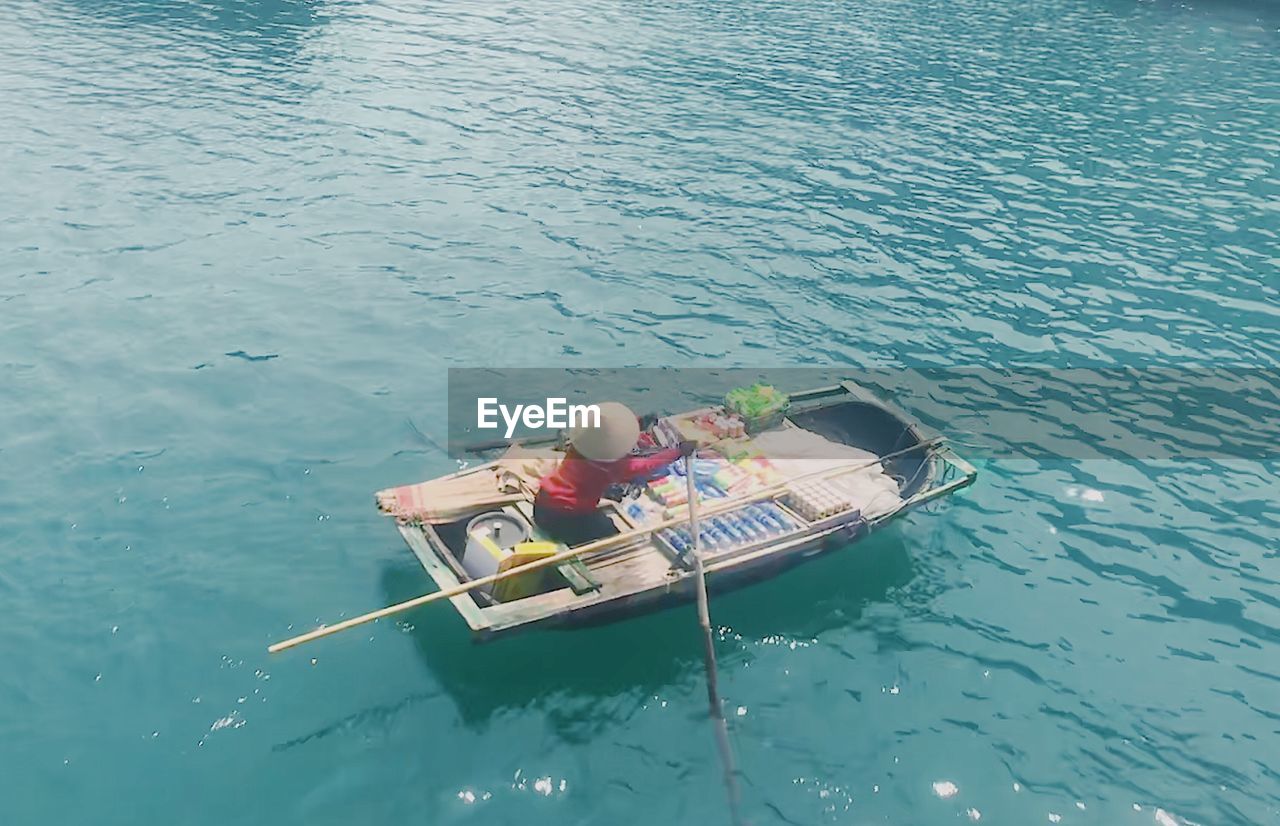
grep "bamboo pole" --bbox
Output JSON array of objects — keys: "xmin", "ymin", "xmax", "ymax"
[
  {"xmin": 685, "ymin": 454, "xmax": 747, "ymax": 826},
  {"xmin": 268, "ymin": 437, "xmax": 943, "ymax": 654}
]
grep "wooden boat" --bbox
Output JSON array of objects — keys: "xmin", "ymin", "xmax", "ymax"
[{"xmin": 384, "ymin": 380, "xmax": 976, "ymax": 641}]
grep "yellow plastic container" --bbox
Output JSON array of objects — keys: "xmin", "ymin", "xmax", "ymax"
[{"xmin": 493, "ymin": 541, "xmax": 561, "ymax": 602}]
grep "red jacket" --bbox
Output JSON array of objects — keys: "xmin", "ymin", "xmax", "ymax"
[{"xmin": 537, "ymin": 447, "xmax": 682, "ymax": 513}]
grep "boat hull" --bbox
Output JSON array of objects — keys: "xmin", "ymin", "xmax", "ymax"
[{"xmin": 393, "ymin": 379, "xmax": 977, "ymax": 641}]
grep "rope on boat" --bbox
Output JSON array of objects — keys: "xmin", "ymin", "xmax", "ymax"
[{"xmin": 684, "ymin": 453, "xmax": 748, "ymax": 826}]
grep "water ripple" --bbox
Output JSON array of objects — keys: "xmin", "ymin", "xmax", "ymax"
[{"xmin": 1, "ymin": 0, "xmax": 1278, "ymax": 823}]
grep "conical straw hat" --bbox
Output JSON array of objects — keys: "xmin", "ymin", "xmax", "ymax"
[{"xmin": 568, "ymin": 401, "xmax": 640, "ymax": 462}]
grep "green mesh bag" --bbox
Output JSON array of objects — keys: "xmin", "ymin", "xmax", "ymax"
[{"xmin": 725, "ymin": 384, "xmax": 790, "ymax": 433}]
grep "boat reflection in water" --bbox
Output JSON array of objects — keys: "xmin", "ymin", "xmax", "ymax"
[{"xmin": 385, "ymin": 530, "xmax": 915, "ymax": 730}]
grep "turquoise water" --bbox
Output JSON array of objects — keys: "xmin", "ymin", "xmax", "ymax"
[{"xmin": 2, "ymin": 0, "xmax": 1278, "ymax": 823}]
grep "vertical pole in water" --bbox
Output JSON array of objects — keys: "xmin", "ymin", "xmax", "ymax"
[{"xmin": 685, "ymin": 453, "xmax": 746, "ymax": 826}]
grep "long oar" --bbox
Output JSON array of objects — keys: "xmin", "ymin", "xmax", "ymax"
[
  {"xmin": 269, "ymin": 437, "xmax": 943, "ymax": 653},
  {"xmin": 684, "ymin": 453, "xmax": 747, "ymax": 826}
]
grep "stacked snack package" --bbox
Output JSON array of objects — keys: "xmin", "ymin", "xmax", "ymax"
[
  {"xmin": 646, "ymin": 473, "xmax": 689, "ymax": 507},
  {"xmin": 643, "ymin": 452, "xmax": 728, "ymax": 511},
  {"xmin": 689, "ymin": 410, "xmax": 747, "ymax": 440},
  {"xmin": 651, "ymin": 416, "xmax": 683, "ymax": 448},
  {"xmin": 737, "ymin": 455, "xmax": 782, "ymax": 485},
  {"xmin": 711, "ymin": 463, "xmax": 751, "ymax": 493}
]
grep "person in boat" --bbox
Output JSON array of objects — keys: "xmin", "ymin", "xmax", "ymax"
[{"xmin": 534, "ymin": 401, "xmax": 696, "ymax": 546}]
